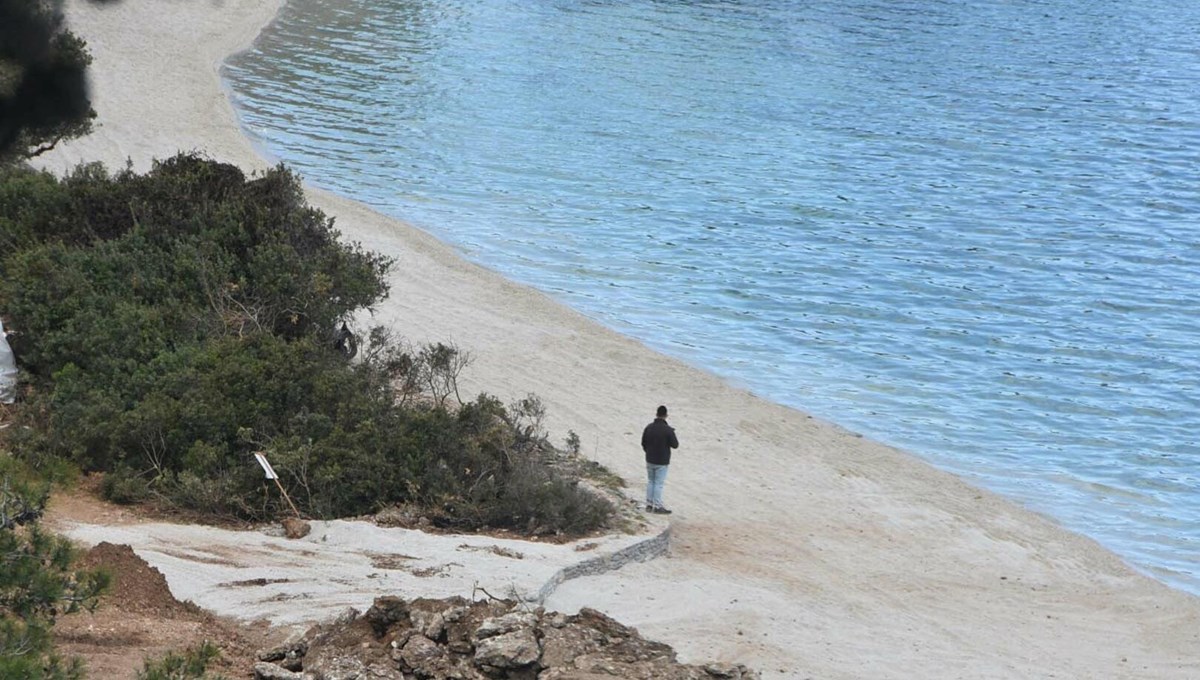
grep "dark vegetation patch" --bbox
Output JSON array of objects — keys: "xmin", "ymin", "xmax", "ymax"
[{"xmin": 0, "ymin": 154, "xmax": 614, "ymax": 536}]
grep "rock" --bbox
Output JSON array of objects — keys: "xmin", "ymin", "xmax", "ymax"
[
  {"xmin": 573, "ymin": 608, "xmax": 631, "ymax": 640},
  {"xmin": 282, "ymin": 517, "xmax": 311, "ymax": 539},
  {"xmin": 447, "ymin": 602, "xmax": 508, "ymax": 654},
  {"xmin": 704, "ymin": 662, "xmax": 746, "ymax": 678},
  {"xmin": 475, "ymin": 611, "xmax": 539, "ymax": 640},
  {"xmin": 410, "ymin": 607, "xmax": 447, "ymax": 640},
  {"xmin": 443, "ymin": 605, "xmax": 470, "ymax": 624},
  {"xmin": 309, "ymin": 655, "xmax": 367, "ymax": 680},
  {"xmin": 258, "ymin": 638, "xmax": 309, "ymax": 662},
  {"xmin": 568, "ymin": 653, "xmax": 619, "ymax": 675},
  {"xmin": 253, "ymin": 662, "xmax": 307, "ymax": 680},
  {"xmin": 374, "ymin": 505, "xmax": 419, "ymax": 528},
  {"xmin": 539, "ymin": 624, "xmax": 602, "ymax": 669},
  {"xmin": 274, "ymin": 596, "xmax": 757, "ymax": 680},
  {"xmin": 407, "ymin": 596, "xmax": 469, "ymax": 641},
  {"xmin": 365, "ymin": 596, "xmax": 410, "ymax": 637},
  {"xmin": 399, "ymin": 634, "xmax": 444, "ymax": 671},
  {"xmin": 474, "ymin": 629, "xmax": 540, "ymax": 670},
  {"xmin": 332, "ymin": 606, "xmax": 360, "ymax": 626}
]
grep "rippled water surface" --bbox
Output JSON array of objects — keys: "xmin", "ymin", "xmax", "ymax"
[{"xmin": 226, "ymin": 0, "xmax": 1200, "ymax": 592}]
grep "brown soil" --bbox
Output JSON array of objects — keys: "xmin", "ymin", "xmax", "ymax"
[
  {"xmin": 45, "ymin": 479, "xmax": 264, "ymax": 677},
  {"xmin": 45, "ymin": 476, "xmax": 146, "ymax": 528},
  {"xmin": 49, "ymin": 473, "xmax": 258, "ymax": 529},
  {"xmin": 53, "ymin": 541, "xmax": 269, "ymax": 678},
  {"xmin": 41, "ymin": 476, "xmax": 655, "ymax": 678}
]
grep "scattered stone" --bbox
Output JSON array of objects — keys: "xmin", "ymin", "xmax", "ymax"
[
  {"xmin": 248, "ymin": 596, "xmax": 757, "ymax": 680},
  {"xmin": 544, "ymin": 611, "xmax": 569, "ymax": 629},
  {"xmin": 475, "ymin": 611, "xmax": 539, "ymax": 640},
  {"xmin": 474, "ymin": 629, "xmax": 540, "ymax": 670},
  {"xmin": 282, "ymin": 517, "xmax": 311, "ymax": 539},
  {"xmin": 540, "ymin": 623, "xmax": 602, "ymax": 668},
  {"xmin": 256, "ymin": 632, "xmax": 308, "ymax": 663},
  {"xmin": 332, "ymin": 606, "xmax": 360, "ymax": 626},
  {"xmin": 253, "ymin": 661, "xmax": 307, "ymax": 680},
  {"xmin": 365, "ymin": 596, "xmax": 410, "ymax": 637},
  {"xmin": 398, "ymin": 634, "xmax": 443, "ymax": 670},
  {"xmin": 374, "ymin": 505, "xmax": 421, "ymax": 528},
  {"xmin": 446, "ymin": 601, "xmax": 508, "ymax": 655},
  {"xmin": 705, "ymin": 661, "xmax": 750, "ymax": 678},
  {"xmin": 310, "ymin": 655, "xmax": 368, "ymax": 680},
  {"xmin": 367, "ymin": 552, "xmax": 417, "ymax": 570},
  {"xmin": 417, "ymin": 609, "xmax": 446, "ymax": 639},
  {"xmin": 410, "ymin": 597, "xmax": 455, "ymax": 640},
  {"xmin": 411, "ymin": 562, "xmax": 461, "ymax": 577},
  {"xmin": 458, "ymin": 543, "xmax": 526, "ymax": 559}
]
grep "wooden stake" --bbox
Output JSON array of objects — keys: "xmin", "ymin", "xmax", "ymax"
[
  {"xmin": 254, "ymin": 451, "xmax": 302, "ymax": 518},
  {"xmin": 272, "ymin": 476, "xmax": 302, "ymax": 518}
]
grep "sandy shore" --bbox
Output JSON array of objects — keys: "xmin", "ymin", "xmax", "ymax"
[{"xmin": 33, "ymin": 0, "xmax": 1200, "ymax": 678}]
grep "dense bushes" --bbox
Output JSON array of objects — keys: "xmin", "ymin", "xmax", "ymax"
[{"xmin": 0, "ymin": 155, "xmax": 613, "ymax": 533}]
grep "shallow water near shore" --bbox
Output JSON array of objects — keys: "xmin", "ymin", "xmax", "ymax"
[{"xmin": 225, "ymin": 0, "xmax": 1200, "ymax": 593}]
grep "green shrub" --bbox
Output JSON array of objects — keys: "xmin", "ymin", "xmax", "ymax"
[
  {"xmin": 0, "ymin": 155, "xmax": 613, "ymax": 535},
  {"xmin": 0, "ymin": 457, "xmax": 109, "ymax": 679},
  {"xmin": 99, "ymin": 467, "xmax": 150, "ymax": 505},
  {"xmin": 136, "ymin": 641, "xmax": 225, "ymax": 680},
  {"xmin": 565, "ymin": 430, "xmax": 582, "ymax": 455}
]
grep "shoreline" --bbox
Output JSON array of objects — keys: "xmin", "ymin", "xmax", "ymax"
[{"xmin": 34, "ymin": 0, "xmax": 1200, "ymax": 678}]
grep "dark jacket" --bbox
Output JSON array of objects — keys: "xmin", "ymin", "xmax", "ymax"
[{"xmin": 642, "ymin": 418, "xmax": 679, "ymax": 465}]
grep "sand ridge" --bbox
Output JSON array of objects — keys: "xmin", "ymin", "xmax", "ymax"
[{"xmin": 32, "ymin": 0, "xmax": 1200, "ymax": 678}]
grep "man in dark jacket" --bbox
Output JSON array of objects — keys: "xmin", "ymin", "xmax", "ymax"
[{"xmin": 641, "ymin": 405, "xmax": 679, "ymax": 514}]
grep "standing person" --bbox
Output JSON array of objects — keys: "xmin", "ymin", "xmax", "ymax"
[{"xmin": 642, "ymin": 404, "xmax": 679, "ymax": 514}]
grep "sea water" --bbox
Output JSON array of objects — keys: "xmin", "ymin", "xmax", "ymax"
[{"xmin": 225, "ymin": 0, "xmax": 1200, "ymax": 593}]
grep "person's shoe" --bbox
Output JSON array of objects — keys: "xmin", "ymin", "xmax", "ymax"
[
  {"xmin": 645, "ymin": 504, "xmax": 655, "ymax": 512},
  {"xmin": 653, "ymin": 506, "xmax": 673, "ymax": 515}
]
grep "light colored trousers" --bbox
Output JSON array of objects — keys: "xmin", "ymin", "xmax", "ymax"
[{"xmin": 645, "ymin": 463, "xmax": 669, "ymax": 508}]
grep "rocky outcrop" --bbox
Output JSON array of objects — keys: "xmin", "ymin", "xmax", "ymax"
[{"xmin": 253, "ymin": 596, "xmax": 758, "ymax": 680}]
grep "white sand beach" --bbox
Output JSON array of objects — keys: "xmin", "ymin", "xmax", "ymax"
[{"xmin": 34, "ymin": 0, "xmax": 1200, "ymax": 678}]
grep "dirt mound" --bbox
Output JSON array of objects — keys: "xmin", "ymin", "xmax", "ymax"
[
  {"xmin": 77, "ymin": 541, "xmax": 198, "ymax": 615},
  {"xmin": 56, "ymin": 542, "xmax": 267, "ymax": 678}
]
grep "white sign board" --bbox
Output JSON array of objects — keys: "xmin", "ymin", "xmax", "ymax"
[{"xmin": 254, "ymin": 452, "xmax": 279, "ymax": 480}]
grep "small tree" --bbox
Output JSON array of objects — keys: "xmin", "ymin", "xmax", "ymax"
[
  {"xmin": 0, "ymin": 0, "xmax": 97, "ymax": 164},
  {"xmin": 0, "ymin": 467, "xmax": 109, "ymax": 679},
  {"xmin": 418, "ymin": 342, "xmax": 471, "ymax": 407}
]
